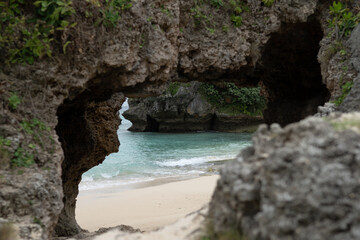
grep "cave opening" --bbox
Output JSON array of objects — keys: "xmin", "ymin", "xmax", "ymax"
[
  {"xmin": 256, "ymin": 16, "xmax": 330, "ymax": 126},
  {"xmin": 145, "ymin": 115, "xmax": 159, "ymax": 132}
]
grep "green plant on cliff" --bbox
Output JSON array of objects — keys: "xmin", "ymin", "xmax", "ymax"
[
  {"xmin": 100, "ymin": 0, "xmax": 133, "ymax": 28},
  {"xmin": 11, "ymin": 147, "xmax": 35, "ymax": 168},
  {"xmin": 0, "ymin": 137, "xmax": 11, "ymax": 148},
  {"xmin": 329, "ymin": 1, "xmax": 360, "ymax": 40},
  {"xmin": 228, "ymin": 0, "xmax": 248, "ymax": 27},
  {"xmin": 230, "ymin": 15, "xmax": 242, "ymax": 27},
  {"xmin": 20, "ymin": 118, "xmax": 50, "ymax": 148},
  {"xmin": 200, "ymin": 84, "xmax": 224, "ymax": 105},
  {"xmin": 8, "ymin": 93, "xmax": 21, "ymax": 110},
  {"xmin": 199, "ymin": 83, "xmax": 266, "ymax": 115},
  {"xmin": 0, "ymin": 0, "xmax": 76, "ymax": 64},
  {"xmin": 261, "ymin": 0, "xmax": 275, "ymax": 7},
  {"xmin": 167, "ymin": 82, "xmax": 181, "ymax": 96},
  {"xmin": 333, "ymin": 80, "xmax": 353, "ymax": 106},
  {"xmin": 191, "ymin": 5, "xmax": 211, "ymax": 26},
  {"xmin": 210, "ymin": 0, "xmax": 224, "ymax": 8}
]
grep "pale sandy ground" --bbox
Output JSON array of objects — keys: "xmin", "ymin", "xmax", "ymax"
[
  {"xmin": 93, "ymin": 207, "xmax": 209, "ymax": 240},
  {"xmin": 76, "ymin": 175, "xmax": 219, "ymax": 232}
]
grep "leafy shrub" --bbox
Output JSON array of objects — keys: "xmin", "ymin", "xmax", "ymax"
[
  {"xmin": 111, "ymin": 0, "xmax": 133, "ymax": 10},
  {"xmin": 167, "ymin": 82, "xmax": 181, "ymax": 96},
  {"xmin": 262, "ymin": 0, "xmax": 275, "ymax": 7},
  {"xmin": 8, "ymin": 93, "xmax": 21, "ymax": 110},
  {"xmin": 0, "ymin": 137, "xmax": 11, "ymax": 147},
  {"xmin": 333, "ymin": 81, "xmax": 353, "ymax": 106},
  {"xmin": 100, "ymin": 0, "xmax": 133, "ymax": 28},
  {"xmin": 20, "ymin": 118, "xmax": 50, "ymax": 149},
  {"xmin": 228, "ymin": 0, "xmax": 248, "ymax": 27},
  {"xmin": 231, "ymin": 15, "xmax": 242, "ymax": 27},
  {"xmin": 199, "ymin": 83, "xmax": 266, "ymax": 115},
  {"xmin": 0, "ymin": 0, "xmax": 76, "ymax": 64},
  {"xmin": 102, "ymin": 9, "xmax": 121, "ymax": 27},
  {"xmin": 210, "ymin": 0, "xmax": 224, "ymax": 8},
  {"xmin": 11, "ymin": 147, "xmax": 34, "ymax": 168},
  {"xmin": 329, "ymin": 1, "xmax": 360, "ymax": 39},
  {"xmin": 200, "ymin": 84, "xmax": 224, "ymax": 105},
  {"xmin": 191, "ymin": 5, "xmax": 210, "ymax": 26},
  {"xmin": 34, "ymin": 0, "xmax": 75, "ymax": 26}
]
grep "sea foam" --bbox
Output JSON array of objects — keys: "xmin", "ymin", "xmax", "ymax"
[{"xmin": 157, "ymin": 155, "xmax": 235, "ymax": 167}]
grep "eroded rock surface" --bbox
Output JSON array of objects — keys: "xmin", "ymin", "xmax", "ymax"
[
  {"xmin": 0, "ymin": 0, "xmax": 359, "ymax": 239},
  {"xmin": 339, "ymin": 24, "xmax": 360, "ymax": 112},
  {"xmin": 210, "ymin": 113, "xmax": 360, "ymax": 240}
]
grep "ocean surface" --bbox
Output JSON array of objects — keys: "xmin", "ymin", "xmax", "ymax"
[{"xmin": 79, "ymin": 100, "xmax": 253, "ymax": 191}]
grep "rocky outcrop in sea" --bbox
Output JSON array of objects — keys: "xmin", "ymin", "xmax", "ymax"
[{"xmin": 123, "ymin": 82, "xmax": 263, "ymax": 132}]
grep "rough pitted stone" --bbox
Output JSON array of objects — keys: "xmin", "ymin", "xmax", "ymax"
[
  {"xmin": 339, "ymin": 24, "xmax": 360, "ymax": 112},
  {"xmin": 315, "ymin": 102, "xmax": 336, "ymax": 117},
  {"xmin": 0, "ymin": 0, "xmax": 359, "ymax": 239},
  {"xmin": 210, "ymin": 113, "xmax": 360, "ymax": 240}
]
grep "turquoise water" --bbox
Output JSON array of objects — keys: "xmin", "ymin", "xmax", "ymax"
[{"xmin": 79, "ymin": 100, "xmax": 252, "ymax": 191}]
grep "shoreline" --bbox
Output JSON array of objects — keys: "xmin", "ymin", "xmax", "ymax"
[{"xmin": 76, "ymin": 175, "xmax": 219, "ymax": 232}]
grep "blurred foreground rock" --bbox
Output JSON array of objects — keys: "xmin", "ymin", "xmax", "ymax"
[{"xmin": 210, "ymin": 113, "xmax": 360, "ymax": 240}]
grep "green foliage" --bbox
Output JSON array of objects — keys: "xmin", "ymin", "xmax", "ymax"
[
  {"xmin": 0, "ymin": 0, "xmax": 76, "ymax": 64},
  {"xmin": 206, "ymin": 27, "xmax": 216, "ymax": 33},
  {"xmin": 33, "ymin": 0, "xmax": 75, "ymax": 26},
  {"xmin": 228, "ymin": 0, "xmax": 248, "ymax": 27},
  {"xmin": 333, "ymin": 81, "xmax": 353, "ymax": 106},
  {"xmin": 11, "ymin": 147, "xmax": 34, "ymax": 168},
  {"xmin": 102, "ymin": 9, "xmax": 121, "ymax": 27},
  {"xmin": 100, "ymin": 0, "xmax": 133, "ymax": 28},
  {"xmin": 210, "ymin": 0, "xmax": 224, "ymax": 8},
  {"xmin": 191, "ymin": 5, "xmax": 210, "ymax": 26},
  {"xmin": 111, "ymin": 0, "xmax": 133, "ymax": 10},
  {"xmin": 329, "ymin": 1, "xmax": 360, "ymax": 39},
  {"xmin": 222, "ymin": 25, "xmax": 229, "ymax": 32},
  {"xmin": 199, "ymin": 83, "xmax": 266, "ymax": 115},
  {"xmin": 8, "ymin": 93, "xmax": 21, "ymax": 110},
  {"xmin": 200, "ymin": 84, "xmax": 224, "ymax": 104},
  {"xmin": 262, "ymin": 0, "xmax": 275, "ymax": 7},
  {"xmin": 33, "ymin": 217, "xmax": 44, "ymax": 227},
  {"xmin": 20, "ymin": 118, "xmax": 50, "ymax": 148},
  {"xmin": 167, "ymin": 82, "xmax": 181, "ymax": 96},
  {"xmin": 231, "ymin": 15, "xmax": 242, "ymax": 27},
  {"xmin": 8, "ymin": 118, "xmax": 50, "ymax": 168},
  {"xmin": 0, "ymin": 137, "xmax": 11, "ymax": 147}
]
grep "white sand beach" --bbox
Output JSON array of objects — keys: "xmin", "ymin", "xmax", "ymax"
[{"xmin": 76, "ymin": 175, "xmax": 219, "ymax": 232}]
